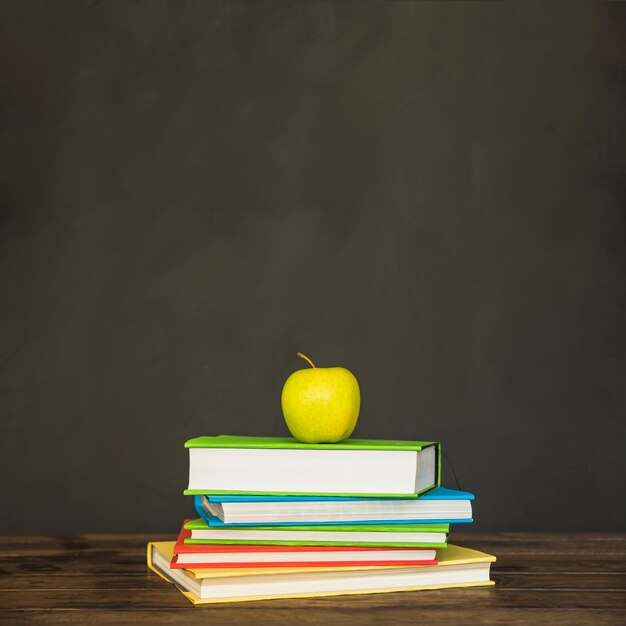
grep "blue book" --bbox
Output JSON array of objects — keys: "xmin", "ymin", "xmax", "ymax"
[{"xmin": 194, "ymin": 487, "xmax": 474, "ymax": 527}]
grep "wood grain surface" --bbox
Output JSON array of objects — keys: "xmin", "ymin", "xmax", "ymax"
[{"xmin": 1, "ymin": 533, "xmax": 624, "ymax": 624}]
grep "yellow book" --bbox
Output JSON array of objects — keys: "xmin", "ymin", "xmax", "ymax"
[{"xmin": 147, "ymin": 541, "xmax": 495, "ymax": 605}]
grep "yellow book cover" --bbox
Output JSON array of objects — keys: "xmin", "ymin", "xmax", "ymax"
[{"xmin": 147, "ymin": 541, "xmax": 495, "ymax": 605}]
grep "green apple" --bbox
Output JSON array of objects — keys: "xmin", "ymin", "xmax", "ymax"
[{"xmin": 281, "ymin": 353, "xmax": 361, "ymax": 443}]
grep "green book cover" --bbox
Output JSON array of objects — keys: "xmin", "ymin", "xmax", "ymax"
[
  {"xmin": 184, "ymin": 488, "xmax": 437, "ymax": 497},
  {"xmin": 184, "ymin": 518, "xmax": 449, "ymax": 533},
  {"xmin": 182, "ymin": 518, "xmax": 449, "ymax": 548},
  {"xmin": 185, "ymin": 435, "xmax": 437, "ymax": 451}
]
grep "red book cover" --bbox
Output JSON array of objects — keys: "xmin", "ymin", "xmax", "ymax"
[{"xmin": 170, "ymin": 522, "xmax": 438, "ymax": 569}]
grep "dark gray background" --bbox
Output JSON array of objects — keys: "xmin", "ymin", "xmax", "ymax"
[{"xmin": 1, "ymin": 1, "xmax": 624, "ymax": 534}]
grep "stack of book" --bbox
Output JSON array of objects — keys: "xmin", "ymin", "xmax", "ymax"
[{"xmin": 148, "ymin": 435, "xmax": 495, "ymax": 604}]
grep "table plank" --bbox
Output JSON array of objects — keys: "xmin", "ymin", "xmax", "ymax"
[
  {"xmin": 0, "ymin": 533, "xmax": 624, "ymax": 625},
  {"xmin": 2, "ymin": 588, "xmax": 626, "ymax": 609},
  {"xmin": 1, "ymin": 609, "xmax": 625, "ymax": 626}
]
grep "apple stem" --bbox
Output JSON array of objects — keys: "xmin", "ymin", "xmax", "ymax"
[{"xmin": 296, "ymin": 352, "xmax": 316, "ymax": 368}]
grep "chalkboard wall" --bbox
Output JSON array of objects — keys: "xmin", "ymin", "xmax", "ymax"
[{"xmin": 1, "ymin": 1, "xmax": 624, "ymax": 533}]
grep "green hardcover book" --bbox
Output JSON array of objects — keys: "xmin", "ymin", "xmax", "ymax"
[
  {"xmin": 183, "ymin": 518, "xmax": 449, "ymax": 548},
  {"xmin": 184, "ymin": 435, "xmax": 441, "ymax": 498}
]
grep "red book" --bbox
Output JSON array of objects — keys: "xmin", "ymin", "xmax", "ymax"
[{"xmin": 171, "ymin": 522, "xmax": 438, "ymax": 568}]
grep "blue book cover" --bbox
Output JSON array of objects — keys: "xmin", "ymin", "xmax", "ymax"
[
  {"xmin": 204, "ymin": 487, "xmax": 474, "ymax": 504},
  {"xmin": 194, "ymin": 487, "xmax": 474, "ymax": 527}
]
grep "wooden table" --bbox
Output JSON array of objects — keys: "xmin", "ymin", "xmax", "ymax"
[{"xmin": 1, "ymin": 533, "xmax": 624, "ymax": 624}]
